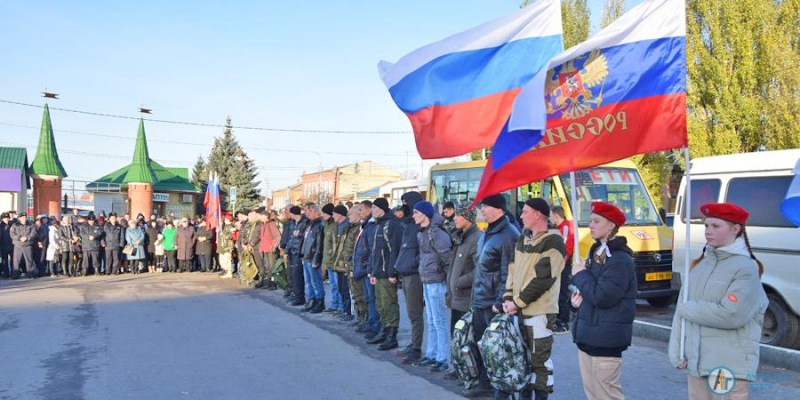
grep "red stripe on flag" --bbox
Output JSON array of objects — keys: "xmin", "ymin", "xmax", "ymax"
[
  {"xmin": 474, "ymin": 93, "xmax": 687, "ymax": 205},
  {"xmin": 406, "ymin": 88, "xmax": 522, "ymax": 159}
]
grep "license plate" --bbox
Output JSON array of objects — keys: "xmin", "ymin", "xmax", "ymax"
[{"xmin": 646, "ymin": 272, "xmax": 672, "ymax": 281}]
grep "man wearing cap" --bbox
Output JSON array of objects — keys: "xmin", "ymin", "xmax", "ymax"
[
  {"xmin": 10, "ymin": 213, "xmax": 37, "ymax": 278},
  {"xmin": 0, "ymin": 212, "xmax": 13, "ymax": 278},
  {"xmin": 393, "ymin": 191, "xmax": 425, "ymax": 364},
  {"xmin": 502, "ymin": 198, "xmax": 566, "ymax": 400},
  {"xmin": 367, "ymin": 197, "xmax": 403, "ymax": 350},
  {"xmin": 467, "ymin": 194, "xmax": 520, "ymax": 398},
  {"xmin": 447, "ymin": 205, "xmax": 480, "ymax": 333},
  {"xmin": 301, "ymin": 204, "xmax": 326, "ymax": 313},
  {"xmin": 332, "ymin": 204, "xmax": 357, "ymax": 321},
  {"xmin": 321, "ymin": 203, "xmax": 343, "ymax": 314},
  {"xmin": 103, "ymin": 213, "xmax": 124, "ymax": 275},
  {"xmin": 287, "ymin": 206, "xmax": 309, "ymax": 307},
  {"xmin": 79, "ymin": 214, "xmax": 104, "ymax": 275},
  {"xmin": 353, "ymin": 201, "xmax": 380, "ymax": 337}
]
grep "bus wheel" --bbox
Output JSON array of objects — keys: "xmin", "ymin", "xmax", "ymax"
[
  {"xmin": 646, "ymin": 295, "xmax": 676, "ymax": 308},
  {"xmin": 762, "ymin": 293, "xmax": 800, "ymax": 349}
]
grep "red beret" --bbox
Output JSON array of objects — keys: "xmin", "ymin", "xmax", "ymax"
[
  {"xmin": 591, "ymin": 202, "xmax": 626, "ymax": 226},
  {"xmin": 700, "ymin": 203, "xmax": 749, "ymax": 225},
  {"xmin": 223, "ymin": 213, "xmax": 233, "ymax": 222}
]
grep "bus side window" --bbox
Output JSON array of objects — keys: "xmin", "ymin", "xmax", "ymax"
[{"xmin": 543, "ymin": 178, "xmax": 560, "ymax": 207}]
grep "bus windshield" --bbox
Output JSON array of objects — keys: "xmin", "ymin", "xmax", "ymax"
[
  {"xmin": 559, "ymin": 167, "xmax": 662, "ymax": 227},
  {"xmin": 430, "ymin": 167, "xmax": 513, "ymax": 211}
]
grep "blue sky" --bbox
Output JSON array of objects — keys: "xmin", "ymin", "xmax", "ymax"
[{"xmin": 1, "ymin": 0, "xmax": 642, "ymax": 191}]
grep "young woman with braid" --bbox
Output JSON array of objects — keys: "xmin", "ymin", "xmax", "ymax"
[{"xmin": 669, "ymin": 203, "xmax": 768, "ymax": 400}]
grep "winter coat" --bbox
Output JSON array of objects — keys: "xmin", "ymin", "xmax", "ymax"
[
  {"xmin": 394, "ymin": 191, "xmax": 423, "ymax": 276},
  {"xmin": 244, "ymin": 220, "xmax": 262, "ymax": 254},
  {"xmin": 352, "ymin": 219, "xmax": 375, "ymax": 281},
  {"xmin": 103, "ymin": 223, "xmax": 124, "ymax": 249},
  {"xmin": 162, "ymin": 227, "xmax": 177, "ymax": 251},
  {"xmin": 322, "ymin": 218, "xmax": 337, "ymax": 267},
  {"xmin": 259, "ymin": 221, "xmax": 281, "ymax": 254},
  {"xmin": 195, "ymin": 226, "xmax": 214, "ymax": 255},
  {"xmin": 58, "ymin": 224, "xmax": 78, "ymax": 253},
  {"xmin": 78, "ymin": 223, "xmax": 104, "ymax": 251},
  {"xmin": 447, "ymin": 224, "xmax": 480, "ymax": 312},
  {"xmin": 301, "ymin": 218, "xmax": 324, "ymax": 265},
  {"xmin": 0, "ymin": 222, "xmax": 12, "ymax": 250},
  {"xmin": 146, "ymin": 225, "xmax": 160, "ymax": 254},
  {"xmin": 287, "ymin": 216, "xmax": 308, "ymax": 257},
  {"xmin": 125, "ymin": 227, "xmax": 146, "ymax": 260},
  {"xmin": 668, "ymin": 238, "xmax": 768, "ymax": 380},
  {"xmin": 370, "ymin": 213, "xmax": 403, "ymax": 279},
  {"xmin": 334, "ymin": 222, "xmax": 360, "ymax": 274},
  {"xmin": 504, "ymin": 229, "xmax": 566, "ymax": 317},
  {"xmin": 416, "ymin": 214, "xmax": 451, "ymax": 284},
  {"xmin": 10, "ymin": 223, "xmax": 36, "ymax": 248},
  {"xmin": 572, "ymin": 236, "xmax": 637, "ymax": 357},
  {"xmin": 46, "ymin": 228, "xmax": 60, "ymax": 261},
  {"xmin": 175, "ymin": 225, "xmax": 196, "ymax": 260},
  {"xmin": 471, "ymin": 217, "xmax": 519, "ymax": 310},
  {"xmin": 279, "ymin": 218, "xmax": 292, "ymax": 251}
]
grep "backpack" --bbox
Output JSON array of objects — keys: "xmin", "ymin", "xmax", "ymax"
[
  {"xmin": 271, "ymin": 256, "xmax": 288, "ymax": 290},
  {"xmin": 450, "ymin": 311, "xmax": 480, "ymax": 389},
  {"xmin": 477, "ymin": 313, "xmax": 531, "ymax": 394}
]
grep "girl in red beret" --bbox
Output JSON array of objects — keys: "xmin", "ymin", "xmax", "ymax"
[
  {"xmin": 570, "ymin": 202, "xmax": 636, "ymax": 400},
  {"xmin": 668, "ymin": 202, "xmax": 768, "ymax": 399}
]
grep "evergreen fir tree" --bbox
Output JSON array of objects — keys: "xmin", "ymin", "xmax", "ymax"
[
  {"xmin": 206, "ymin": 117, "xmax": 261, "ymax": 211},
  {"xmin": 192, "ymin": 156, "xmax": 208, "ymax": 215}
]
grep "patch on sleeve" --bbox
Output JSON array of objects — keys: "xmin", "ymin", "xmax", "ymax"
[{"xmin": 728, "ymin": 293, "xmax": 738, "ymax": 303}]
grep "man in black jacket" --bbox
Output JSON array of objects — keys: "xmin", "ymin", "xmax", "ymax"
[
  {"xmin": 0, "ymin": 212, "xmax": 12, "ymax": 278},
  {"xmin": 287, "ymin": 206, "xmax": 309, "ymax": 307},
  {"xmin": 301, "ymin": 204, "xmax": 325, "ymax": 313},
  {"xmin": 393, "ymin": 191, "xmax": 425, "ymax": 364},
  {"xmin": 104, "ymin": 214, "xmax": 124, "ymax": 275},
  {"xmin": 465, "ymin": 194, "xmax": 520, "ymax": 398},
  {"xmin": 279, "ymin": 205, "xmax": 295, "ymax": 297},
  {"xmin": 80, "ymin": 214, "xmax": 104, "ymax": 275},
  {"xmin": 367, "ymin": 197, "xmax": 403, "ymax": 351}
]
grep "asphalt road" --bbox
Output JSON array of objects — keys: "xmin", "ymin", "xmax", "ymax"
[{"xmin": 1, "ymin": 274, "xmax": 799, "ymax": 400}]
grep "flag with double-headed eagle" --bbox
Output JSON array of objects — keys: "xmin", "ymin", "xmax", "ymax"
[{"xmin": 474, "ymin": 0, "xmax": 688, "ymax": 205}]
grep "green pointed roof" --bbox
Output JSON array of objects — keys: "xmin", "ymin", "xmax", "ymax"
[
  {"xmin": 30, "ymin": 103, "xmax": 68, "ymax": 178},
  {"xmin": 122, "ymin": 119, "xmax": 157, "ymax": 184}
]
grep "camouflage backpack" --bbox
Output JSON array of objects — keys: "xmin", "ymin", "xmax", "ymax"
[
  {"xmin": 477, "ymin": 313, "xmax": 531, "ymax": 394},
  {"xmin": 450, "ymin": 311, "xmax": 479, "ymax": 389}
]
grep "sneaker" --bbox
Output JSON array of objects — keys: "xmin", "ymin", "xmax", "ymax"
[
  {"xmin": 553, "ymin": 320, "xmax": 570, "ymax": 335},
  {"xmin": 412, "ymin": 358, "xmax": 436, "ymax": 368},
  {"xmin": 429, "ymin": 362, "xmax": 448, "ymax": 373}
]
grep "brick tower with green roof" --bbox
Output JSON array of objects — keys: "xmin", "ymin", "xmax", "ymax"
[
  {"xmin": 30, "ymin": 103, "xmax": 68, "ymax": 216},
  {"xmin": 125, "ymin": 119, "xmax": 157, "ymax": 218}
]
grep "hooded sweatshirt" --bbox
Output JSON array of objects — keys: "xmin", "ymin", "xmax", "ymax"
[{"xmin": 394, "ymin": 191, "xmax": 424, "ymax": 276}]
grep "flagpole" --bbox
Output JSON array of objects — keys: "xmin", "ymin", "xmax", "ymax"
[
  {"xmin": 570, "ymin": 171, "xmax": 581, "ymax": 264},
  {"xmin": 680, "ymin": 147, "xmax": 692, "ymax": 360}
]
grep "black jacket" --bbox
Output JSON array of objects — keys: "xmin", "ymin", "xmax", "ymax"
[
  {"xmin": 103, "ymin": 223, "xmax": 124, "ymax": 249},
  {"xmin": 471, "ymin": 216, "xmax": 520, "ymax": 310},
  {"xmin": 145, "ymin": 225, "xmax": 160, "ymax": 254},
  {"xmin": 79, "ymin": 223, "xmax": 104, "ymax": 251},
  {"xmin": 370, "ymin": 213, "xmax": 403, "ymax": 278},
  {"xmin": 394, "ymin": 191, "xmax": 423, "ymax": 276},
  {"xmin": 0, "ymin": 222, "xmax": 12, "ymax": 250},
  {"xmin": 287, "ymin": 216, "xmax": 308, "ymax": 257},
  {"xmin": 447, "ymin": 224, "xmax": 480, "ymax": 312},
  {"xmin": 352, "ymin": 219, "xmax": 376, "ymax": 281},
  {"xmin": 572, "ymin": 237, "xmax": 637, "ymax": 357},
  {"xmin": 58, "ymin": 224, "xmax": 78, "ymax": 252},
  {"xmin": 301, "ymin": 217, "xmax": 324, "ymax": 264},
  {"xmin": 195, "ymin": 226, "xmax": 214, "ymax": 255}
]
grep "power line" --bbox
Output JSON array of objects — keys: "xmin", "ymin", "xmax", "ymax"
[
  {"xmin": 0, "ymin": 122, "xmax": 418, "ymax": 158},
  {"xmin": 0, "ymin": 99, "xmax": 412, "ymax": 135}
]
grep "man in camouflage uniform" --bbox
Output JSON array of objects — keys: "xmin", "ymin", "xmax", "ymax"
[{"xmin": 502, "ymin": 199, "xmax": 566, "ymax": 400}]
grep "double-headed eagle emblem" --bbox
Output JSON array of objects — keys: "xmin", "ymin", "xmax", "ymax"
[{"xmin": 545, "ymin": 49, "xmax": 609, "ymax": 120}]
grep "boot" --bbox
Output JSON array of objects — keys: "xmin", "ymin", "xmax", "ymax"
[
  {"xmin": 355, "ymin": 323, "xmax": 372, "ymax": 334},
  {"xmin": 366, "ymin": 327, "xmax": 387, "ymax": 344},
  {"xmin": 310, "ymin": 299, "xmax": 325, "ymax": 314},
  {"xmin": 301, "ymin": 299, "xmax": 315, "ymax": 312},
  {"xmin": 397, "ymin": 344, "xmax": 414, "ymax": 357},
  {"xmin": 533, "ymin": 389, "xmax": 548, "ymax": 400},
  {"xmin": 377, "ymin": 327, "xmax": 398, "ymax": 351},
  {"xmin": 290, "ymin": 297, "xmax": 305, "ymax": 307},
  {"xmin": 400, "ymin": 348, "xmax": 422, "ymax": 365},
  {"xmin": 462, "ymin": 386, "xmax": 493, "ymax": 398}
]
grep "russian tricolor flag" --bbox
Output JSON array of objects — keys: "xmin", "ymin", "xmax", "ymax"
[
  {"xmin": 475, "ymin": 0, "xmax": 688, "ymax": 204},
  {"xmin": 378, "ymin": 0, "xmax": 563, "ymax": 159},
  {"xmin": 204, "ymin": 171, "xmax": 221, "ymax": 231}
]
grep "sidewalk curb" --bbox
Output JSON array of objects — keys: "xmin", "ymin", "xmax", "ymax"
[{"xmin": 633, "ymin": 320, "xmax": 800, "ymax": 371}]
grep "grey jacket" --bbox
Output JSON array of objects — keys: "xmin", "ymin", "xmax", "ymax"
[
  {"xmin": 416, "ymin": 214, "xmax": 451, "ymax": 284},
  {"xmin": 668, "ymin": 238, "xmax": 768, "ymax": 380},
  {"xmin": 10, "ymin": 223, "xmax": 37, "ymax": 248},
  {"xmin": 447, "ymin": 224, "xmax": 480, "ymax": 312}
]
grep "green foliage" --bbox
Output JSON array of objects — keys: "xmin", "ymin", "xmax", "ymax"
[
  {"xmin": 206, "ymin": 117, "xmax": 261, "ymax": 211},
  {"xmin": 521, "ymin": 0, "xmax": 590, "ymax": 49},
  {"xmin": 191, "ymin": 156, "xmax": 208, "ymax": 215},
  {"xmin": 600, "ymin": 0, "xmax": 626, "ymax": 29}
]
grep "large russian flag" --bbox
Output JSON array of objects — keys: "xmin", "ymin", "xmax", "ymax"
[
  {"xmin": 378, "ymin": 0, "xmax": 563, "ymax": 159},
  {"xmin": 474, "ymin": 0, "xmax": 688, "ymax": 205}
]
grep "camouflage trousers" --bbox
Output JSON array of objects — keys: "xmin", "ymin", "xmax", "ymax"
[
  {"xmin": 521, "ymin": 314, "xmax": 557, "ymax": 393},
  {"xmin": 375, "ymin": 278, "xmax": 399, "ymax": 328},
  {"xmin": 349, "ymin": 275, "xmax": 367, "ymax": 321}
]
